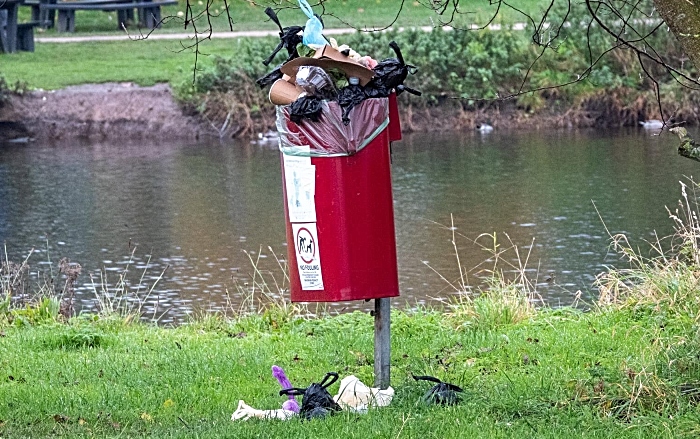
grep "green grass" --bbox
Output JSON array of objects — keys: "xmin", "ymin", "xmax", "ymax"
[
  {"xmin": 0, "ymin": 38, "xmax": 252, "ymax": 89},
  {"xmin": 1, "ymin": 305, "xmax": 699, "ymax": 438},
  {"xmin": 16, "ymin": 0, "xmax": 549, "ymax": 35},
  {"xmin": 4, "ymin": 181, "xmax": 700, "ymax": 437}
]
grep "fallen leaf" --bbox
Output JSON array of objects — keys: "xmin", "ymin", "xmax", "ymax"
[
  {"xmin": 140, "ymin": 412, "xmax": 153, "ymax": 422},
  {"xmin": 163, "ymin": 399, "xmax": 175, "ymax": 408},
  {"xmin": 53, "ymin": 414, "xmax": 69, "ymax": 423}
]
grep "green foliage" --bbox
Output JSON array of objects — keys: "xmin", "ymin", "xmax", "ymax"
[
  {"xmin": 10, "ymin": 297, "xmax": 61, "ymax": 326},
  {"xmin": 0, "ymin": 75, "xmax": 27, "ymax": 108},
  {"xmin": 41, "ymin": 325, "xmax": 108, "ymax": 350},
  {"xmin": 346, "ymin": 28, "xmax": 529, "ymax": 103}
]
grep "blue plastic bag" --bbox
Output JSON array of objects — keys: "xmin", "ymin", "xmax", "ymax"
[{"xmin": 298, "ymin": 0, "xmax": 326, "ymax": 48}]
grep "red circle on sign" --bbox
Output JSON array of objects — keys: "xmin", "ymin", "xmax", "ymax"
[{"xmin": 296, "ymin": 227, "xmax": 316, "ymax": 264}]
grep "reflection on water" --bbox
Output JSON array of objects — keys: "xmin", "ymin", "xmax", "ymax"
[{"xmin": 0, "ymin": 128, "xmax": 698, "ymax": 322}]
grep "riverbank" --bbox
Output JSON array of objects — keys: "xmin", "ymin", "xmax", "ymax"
[
  {"xmin": 0, "ymin": 81, "xmax": 678, "ymax": 143},
  {"xmin": 0, "ymin": 83, "xmax": 214, "ymax": 143}
]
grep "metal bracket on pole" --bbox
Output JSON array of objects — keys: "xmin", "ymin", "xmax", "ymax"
[{"xmin": 374, "ymin": 297, "xmax": 391, "ymax": 389}]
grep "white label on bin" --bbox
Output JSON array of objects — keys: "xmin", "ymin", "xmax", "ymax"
[
  {"xmin": 292, "ymin": 223, "xmax": 324, "ymax": 290},
  {"xmin": 283, "ymin": 155, "xmax": 317, "ymax": 223}
]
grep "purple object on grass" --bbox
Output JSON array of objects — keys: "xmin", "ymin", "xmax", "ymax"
[{"xmin": 272, "ymin": 365, "xmax": 300, "ymax": 413}]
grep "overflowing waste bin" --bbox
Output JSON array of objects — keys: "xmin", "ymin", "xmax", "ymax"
[
  {"xmin": 256, "ymin": 3, "xmax": 418, "ymax": 303},
  {"xmin": 278, "ymin": 97, "xmax": 400, "ymax": 302}
]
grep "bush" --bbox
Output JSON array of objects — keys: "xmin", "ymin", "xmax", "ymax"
[{"xmin": 173, "ymin": 13, "xmax": 698, "ymax": 132}]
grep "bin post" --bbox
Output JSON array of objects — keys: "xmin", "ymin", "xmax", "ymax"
[{"xmin": 374, "ymin": 297, "xmax": 391, "ymax": 389}]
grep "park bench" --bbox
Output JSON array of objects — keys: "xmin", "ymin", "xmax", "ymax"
[
  {"xmin": 39, "ymin": 0, "xmax": 177, "ymax": 32},
  {"xmin": 25, "ymin": 0, "xmax": 55, "ymax": 28},
  {"xmin": 0, "ymin": 1, "xmax": 42, "ymax": 53},
  {"xmin": 16, "ymin": 20, "xmax": 42, "ymax": 51}
]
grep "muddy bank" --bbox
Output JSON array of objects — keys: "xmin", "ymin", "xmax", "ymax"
[
  {"xmin": 0, "ymin": 82, "xmax": 691, "ymax": 143},
  {"xmin": 0, "ymin": 83, "xmax": 213, "ymax": 143}
]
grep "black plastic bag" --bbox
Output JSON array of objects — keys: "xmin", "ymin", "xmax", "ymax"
[
  {"xmin": 262, "ymin": 7, "xmax": 303, "ymax": 66},
  {"xmin": 256, "ymin": 66, "xmax": 284, "ymax": 89},
  {"xmin": 365, "ymin": 41, "xmax": 421, "ymax": 98},
  {"xmin": 336, "ymin": 83, "xmax": 366, "ymax": 125},
  {"xmin": 289, "ymin": 95, "xmax": 324, "ymax": 124},
  {"xmin": 280, "ymin": 372, "xmax": 342, "ymax": 420},
  {"xmin": 412, "ymin": 375, "xmax": 463, "ymax": 406},
  {"xmin": 256, "ymin": 7, "xmax": 303, "ymax": 89}
]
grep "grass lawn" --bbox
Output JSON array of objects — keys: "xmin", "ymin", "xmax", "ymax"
[
  {"xmin": 0, "ymin": 38, "xmax": 258, "ymax": 89},
  {"xmin": 16, "ymin": 0, "xmax": 550, "ymax": 35},
  {"xmin": 0, "ymin": 0, "xmax": 551, "ymax": 90},
  {"xmin": 1, "ymin": 304, "xmax": 699, "ymax": 438}
]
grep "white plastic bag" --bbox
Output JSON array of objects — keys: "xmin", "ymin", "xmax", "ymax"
[{"xmin": 333, "ymin": 375, "xmax": 394, "ymax": 414}]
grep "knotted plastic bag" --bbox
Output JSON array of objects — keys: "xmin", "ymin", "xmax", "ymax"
[
  {"xmin": 412, "ymin": 375, "xmax": 463, "ymax": 406},
  {"xmin": 279, "ymin": 372, "xmax": 343, "ymax": 420},
  {"xmin": 298, "ymin": 0, "xmax": 326, "ymax": 48},
  {"xmin": 262, "ymin": 7, "xmax": 303, "ymax": 66},
  {"xmin": 365, "ymin": 41, "xmax": 421, "ymax": 98},
  {"xmin": 256, "ymin": 7, "xmax": 304, "ymax": 89}
]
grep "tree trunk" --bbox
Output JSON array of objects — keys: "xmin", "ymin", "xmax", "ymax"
[{"xmin": 653, "ymin": 0, "xmax": 700, "ymax": 69}]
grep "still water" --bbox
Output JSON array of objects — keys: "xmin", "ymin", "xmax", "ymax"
[{"xmin": 1, "ymin": 128, "xmax": 698, "ymax": 322}]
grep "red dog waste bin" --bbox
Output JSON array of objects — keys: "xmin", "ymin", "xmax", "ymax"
[{"xmin": 278, "ymin": 97, "xmax": 400, "ymax": 302}]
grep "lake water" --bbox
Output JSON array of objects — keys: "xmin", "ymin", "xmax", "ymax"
[{"xmin": 1, "ymin": 128, "xmax": 698, "ymax": 322}]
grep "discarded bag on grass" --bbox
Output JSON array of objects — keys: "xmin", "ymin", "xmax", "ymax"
[
  {"xmin": 413, "ymin": 374, "xmax": 463, "ymax": 406},
  {"xmin": 230, "ymin": 400, "xmax": 297, "ymax": 421},
  {"xmin": 333, "ymin": 375, "xmax": 395, "ymax": 414},
  {"xmin": 279, "ymin": 372, "xmax": 343, "ymax": 420}
]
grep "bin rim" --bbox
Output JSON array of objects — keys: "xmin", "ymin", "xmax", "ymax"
[{"xmin": 276, "ymin": 97, "xmax": 390, "ymax": 158}]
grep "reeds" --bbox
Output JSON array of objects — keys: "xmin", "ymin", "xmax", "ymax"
[
  {"xmin": 596, "ymin": 178, "xmax": 700, "ymax": 318},
  {"xmin": 425, "ymin": 215, "xmax": 540, "ymax": 329}
]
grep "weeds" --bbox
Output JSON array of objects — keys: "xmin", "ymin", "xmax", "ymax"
[
  {"xmin": 88, "ymin": 246, "xmax": 168, "ymax": 324},
  {"xmin": 595, "ymin": 178, "xmax": 700, "ymax": 319},
  {"xmin": 587, "ymin": 178, "xmax": 700, "ymax": 421},
  {"xmin": 228, "ymin": 246, "xmax": 313, "ymax": 329},
  {"xmin": 424, "ymin": 216, "xmax": 540, "ymax": 329}
]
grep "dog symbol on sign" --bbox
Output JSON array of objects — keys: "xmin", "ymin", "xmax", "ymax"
[{"xmin": 296, "ymin": 227, "xmax": 316, "ymax": 264}]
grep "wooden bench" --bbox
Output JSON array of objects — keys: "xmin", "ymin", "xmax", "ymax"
[
  {"xmin": 39, "ymin": 0, "xmax": 176, "ymax": 32},
  {"xmin": 16, "ymin": 20, "xmax": 42, "ymax": 51},
  {"xmin": 25, "ymin": 0, "xmax": 55, "ymax": 28}
]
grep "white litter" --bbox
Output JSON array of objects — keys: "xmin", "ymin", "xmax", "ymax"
[
  {"xmin": 332, "ymin": 375, "xmax": 394, "ymax": 414},
  {"xmin": 230, "ymin": 400, "xmax": 297, "ymax": 421}
]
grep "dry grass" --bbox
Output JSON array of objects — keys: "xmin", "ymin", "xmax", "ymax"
[
  {"xmin": 424, "ymin": 215, "xmax": 541, "ymax": 329},
  {"xmin": 595, "ymin": 179, "xmax": 700, "ymax": 320}
]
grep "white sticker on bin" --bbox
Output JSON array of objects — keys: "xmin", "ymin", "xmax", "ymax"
[
  {"xmin": 292, "ymin": 223, "xmax": 324, "ymax": 291},
  {"xmin": 283, "ymin": 151, "xmax": 317, "ymax": 223}
]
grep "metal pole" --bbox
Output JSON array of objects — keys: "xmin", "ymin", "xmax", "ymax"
[{"xmin": 374, "ymin": 297, "xmax": 391, "ymax": 389}]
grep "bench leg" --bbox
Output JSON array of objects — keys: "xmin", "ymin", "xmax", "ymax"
[
  {"xmin": 117, "ymin": 9, "xmax": 129, "ymax": 29},
  {"xmin": 0, "ymin": 10, "xmax": 8, "ymax": 54},
  {"xmin": 140, "ymin": 6, "xmax": 161, "ymax": 29},
  {"xmin": 31, "ymin": 5, "xmax": 41, "ymax": 21},
  {"xmin": 2, "ymin": 5, "xmax": 19, "ymax": 53},
  {"xmin": 57, "ymin": 9, "xmax": 74, "ymax": 32},
  {"xmin": 17, "ymin": 26, "xmax": 35, "ymax": 52}
]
